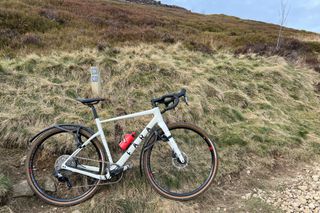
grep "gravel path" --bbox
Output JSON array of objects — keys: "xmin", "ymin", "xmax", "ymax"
[{"xmin": 243, "ymin": 162, "xmax": 320, "ymax": 212}]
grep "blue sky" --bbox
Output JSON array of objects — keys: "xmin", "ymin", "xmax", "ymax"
[{"xmin": 161, "ymin": 0, "xmax": 320, "ymax": 33}]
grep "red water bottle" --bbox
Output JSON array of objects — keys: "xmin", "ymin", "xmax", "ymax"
[{"xmin": 119, "ymin": 132, "xmax": 136, "ymax": 151}]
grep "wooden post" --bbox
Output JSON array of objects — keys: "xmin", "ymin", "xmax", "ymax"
[{"xmin": 90, "ymin": 66, "xmax": 102, "ymax": 97}]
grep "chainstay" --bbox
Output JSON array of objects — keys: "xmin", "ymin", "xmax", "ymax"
[
  {"xmin": 66, "ymin": 156, "xmax": 124, "ymax": 188},
  {"xmin": 66, "ymin": 172, "xmax": 124, "ymax": 189}
]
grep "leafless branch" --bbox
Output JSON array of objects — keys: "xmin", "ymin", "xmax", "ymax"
[{"xmin": 276, "ymin": 0, "xmax": 290, "ymax": 51}]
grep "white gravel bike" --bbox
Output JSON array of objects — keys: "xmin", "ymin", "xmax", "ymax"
[{"xmin": 26, "ymin": 89, "xmax": 218, "ymax": 206}]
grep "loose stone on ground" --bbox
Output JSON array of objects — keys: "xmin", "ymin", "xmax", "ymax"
[{"xmin": 242, "ymin": 163, "xmax": 320, "ymax": 212}]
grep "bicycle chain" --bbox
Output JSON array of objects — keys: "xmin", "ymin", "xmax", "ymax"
[
  {"xmin": 64, "ymin": 156, "xmax": 126, "ymax": 188},
  {"xmin": 64, "ymin": 172, "xmax": 124, "ymax": 189}
]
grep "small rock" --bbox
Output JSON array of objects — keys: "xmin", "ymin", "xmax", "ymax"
[
  {"xmin": 243, "ymin": 193, "xmax": 252, "ymax": 200},
  {"xmin": 20, "ymin": 155, "xmax": 27, "ymax": 166},
  {"xmin": 292, "ymin": 202, "xmax": 300, "ymax": 208},
  {"xmin": 12, "ymin": 180, "xmax": 34, "ymax": 197},
  {"xmin": 298, "ymin": 185, "xmax": 308, "ymax": 191},
  {"xmin": 0, "ymin": 205, "xmax": 14, "ymax": 213},
  {"xmin": 90, "ymin": 198, "xmax": 96, "ymax": 207},
  {"xmin": 72, "ymin": 210, "xmax": 82, "ymax": 213},
  {"xmin": 312, "ymin": 175, "xmax": 319, "ymax": 182},
  {"xmin": 299, "ymin": 197, "xmax": 307, "ymax": 205},
  {"xmin": 309, "ymin": 203, "xmax": 315, "ymax": 209},
  {"xmin": 44, "ymin": 177, "xmax": 56, "ymax": 192}
]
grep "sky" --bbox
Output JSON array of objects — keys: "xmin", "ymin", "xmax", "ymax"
[{"xmin": 161, "ymin": 0, "xmax": 320, "ymax": 33}]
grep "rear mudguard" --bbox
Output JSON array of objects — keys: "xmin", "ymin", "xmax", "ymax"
[{"xmin": 28, "ymin": 124, "xmax": 96, "ymax": 146}]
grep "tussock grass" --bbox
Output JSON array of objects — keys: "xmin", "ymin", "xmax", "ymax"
[
  {"xmin": 0, "ymin": 174, "xmax": 11, "ymax": 205},
  {"xmin": 1, "ymin": 43, "xmax": 320, "ymax": 210}
]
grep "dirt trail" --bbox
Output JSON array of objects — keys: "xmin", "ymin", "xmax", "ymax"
[
  {"xmin": 244, "ymin": 162, "xmax": 320, "ymax": 212},
  {"xmin": 1, "ymin": 147, "xmax": 320, "ymax": 213}
]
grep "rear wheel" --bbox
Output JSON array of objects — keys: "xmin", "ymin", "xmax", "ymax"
[
  {"xmin": 143, "ymin": 123, "xmax": 218, "ymax": 200},
  {"xmin": 26, "ymin": 126, "xmax": 105, "ymax": 206}
]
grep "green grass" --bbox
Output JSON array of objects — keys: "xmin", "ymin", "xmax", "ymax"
[{"xmin": 0, "ymin": 174, "xmax": 11, "ymax": 205}]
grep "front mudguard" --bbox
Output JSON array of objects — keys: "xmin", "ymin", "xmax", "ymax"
[{"xmin": 139, "ymin": 127, "xmax": 164, "ymax": 176}]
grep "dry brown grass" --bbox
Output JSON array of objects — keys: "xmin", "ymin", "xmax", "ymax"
[
  {"xmin": 293, "ymin": 33, "xmax": 320, "ymax": 43},
  {"xmin": 1, "ymin": 43, "xmax": 320, "ymax": 211}
]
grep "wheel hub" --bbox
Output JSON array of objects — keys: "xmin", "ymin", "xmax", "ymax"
[{"xmin": 172, "ymin": 152, "xmax": 188, "ymax": 169}]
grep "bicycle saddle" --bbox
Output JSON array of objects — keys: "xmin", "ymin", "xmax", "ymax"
[{"xmin": 76, "ymin": 98, "xmax": 105, "ymax": 106}]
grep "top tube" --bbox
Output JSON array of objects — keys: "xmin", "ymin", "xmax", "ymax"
[{"xmin": 100, "ymin": 107, "xmax": 161, "ymax": 123}]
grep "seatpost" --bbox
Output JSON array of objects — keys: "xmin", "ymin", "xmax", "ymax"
[{"xmin": 90, "ymin": 105, "xmax": 99, "ymax": 119}]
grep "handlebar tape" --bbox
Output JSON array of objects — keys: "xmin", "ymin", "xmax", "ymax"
[{"xmin": 151, "ymin": 89, "xmax": 187, "ymax": 113}]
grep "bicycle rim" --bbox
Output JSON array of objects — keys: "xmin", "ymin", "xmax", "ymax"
[
  {"xmin": 144, "ymin": 123, "xmax": 218, "ymax": 200},
  {"xmin": 26, "ymin": 127, "xmax": 104, "ymax": 206}
]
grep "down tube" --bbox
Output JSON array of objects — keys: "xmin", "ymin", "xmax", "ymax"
[{"xmin": 116, "ymin": 118, "xmax": 157, "ymax": 167}]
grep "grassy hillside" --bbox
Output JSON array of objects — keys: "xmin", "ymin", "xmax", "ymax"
[
  {"xmin": 1, "ymin": 0, "xmax": 320, "ymax": 211},
  {"xmin": 1, "ymin": 0, "xmax": 320, "ymax": 70},
  {"xmin": 2, "ymin": 42, "xmax": 320, "ymax": 178},
  {"xmin": 1, "ymin": 43, "xmax": 320, "ymax": 211}
]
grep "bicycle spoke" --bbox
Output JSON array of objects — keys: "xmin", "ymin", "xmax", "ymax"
[
  {"xmin": 145, "ymin": 123, "xmax": 217, "ymax": 199},
  {"xmin": 27, "ymin": 129, "xmax": 103, "ymax": 204}
]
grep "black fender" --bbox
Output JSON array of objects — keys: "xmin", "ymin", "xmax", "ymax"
[
  {"xmin": 139, "ymin": 126, "xmax": 164, "ymax": 176},
  {"xmin": 28, "ymin": 124, "xmax": 96, "ymax": 146}
]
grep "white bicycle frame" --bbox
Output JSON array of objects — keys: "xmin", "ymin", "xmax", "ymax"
[{"xmin": 61, "ymin": 107, "xmax": 185, "ymax": 180}]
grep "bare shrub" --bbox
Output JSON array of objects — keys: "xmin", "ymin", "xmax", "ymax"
[
  {"xmin": 161, "ymin": 33, "xmax": 175, "ymax": 44},
  {"xmin": 0, "ymin": 28, "xmax": 19, "ymax": 40},
  {"xmin": 187, "ymin": 41, "xmax": 213, "ymax": 54},
  {"xmin": 22, "ymin": 33, "xmax": 42, "ymax": 46},
  {"xmin": 314, "ymin": 82, "xmax": 320, "ymax": 94},
  {"xmin": 88, "ymin": 16, "xmax": 107, "ymax": 26},
  {"xmin": 97, "ymin": 42, "xmax": 107, "ymax": 51},
  {"xmin": 305, "ymin": 55, "xmax": 320, "ymax": 72},
  {"xmin": 39, "ymin": 9, "xmax": 65, "ymax": 24}
]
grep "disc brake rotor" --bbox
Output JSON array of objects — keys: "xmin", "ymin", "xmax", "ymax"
[{"xmin": 172, "ymin": 152, "xmax": 188, "ymax": 169}]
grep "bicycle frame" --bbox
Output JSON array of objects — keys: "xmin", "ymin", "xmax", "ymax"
[{"xmin": 61, "ymin": 107, "xmax": 185, "ymax": 180}]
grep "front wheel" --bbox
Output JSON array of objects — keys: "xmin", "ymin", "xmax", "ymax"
[{"xmin": 143, "ymin": 123, "xmax": 218, "ymax": 200}]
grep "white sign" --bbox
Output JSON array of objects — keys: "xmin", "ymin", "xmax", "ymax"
[{"xmin": 90, "ymin": 66, "xmax": 102, "ymax": 97}]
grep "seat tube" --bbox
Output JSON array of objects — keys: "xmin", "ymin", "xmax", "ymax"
[{"xmin": 95, "ymin": 118, "xmax": 113, "ymax": 164}]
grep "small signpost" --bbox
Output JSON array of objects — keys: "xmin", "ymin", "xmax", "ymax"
[{"xmin": 90, "ymin": 66, "xmax": 102, "ymax": 97}]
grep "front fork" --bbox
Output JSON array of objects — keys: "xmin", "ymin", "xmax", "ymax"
[{"xmin": 157, "ymin": 121, "xmax": 186, "ymax": 164}]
